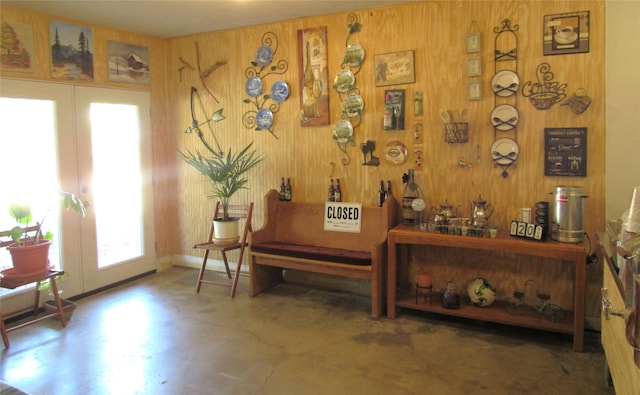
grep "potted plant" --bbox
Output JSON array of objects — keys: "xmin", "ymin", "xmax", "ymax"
[
  {"xmin": 179, "ymin": 142, "xmax": 263, "ymax": 244},
  {"xmin": 2, "ymin": 191, "xmax": 86, "ymax": 275}
]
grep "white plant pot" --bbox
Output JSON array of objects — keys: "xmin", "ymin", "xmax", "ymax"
[{"xmin": 213, "ymin": 218, "xmax": 240, "ymax": 245}]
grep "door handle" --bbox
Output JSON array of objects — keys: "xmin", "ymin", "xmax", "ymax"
[{"xmin": 601, "ymin": 288, "xmax": 625, "ymax": 320}]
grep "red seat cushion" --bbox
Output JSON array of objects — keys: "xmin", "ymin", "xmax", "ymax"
[{"xmin": 251, "ymin": 242, "xmax": 371, "ymax": 266}]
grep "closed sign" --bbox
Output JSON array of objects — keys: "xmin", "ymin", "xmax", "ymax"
[{"xmin": 324, "ymin": 202, "xmax": 362, "ymax": 233}]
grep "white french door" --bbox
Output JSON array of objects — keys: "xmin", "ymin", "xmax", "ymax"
[{"xmin": 0, "ymin": 79, "xmax": 155, "ymax": 306}]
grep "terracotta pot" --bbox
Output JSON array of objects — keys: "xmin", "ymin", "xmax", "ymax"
[
  {"xmin": 7, "ymin": 240, "xmax": 52, "ymax": 275},
  {"xmin": 416, "ymin": 272, "xmax": 432, "ymax": 287},
  {"xmin": 213, "ymin": 218, "xmax": 240, "ymax": 245}
]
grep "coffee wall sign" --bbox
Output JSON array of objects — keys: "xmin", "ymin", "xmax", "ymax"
[
  {"xmin": 544, "ymin": 127, "xmax": 587, "ymax": 177},
  {"xmin": 543, "ymin": 11, "xmax": 590, "ymax": 56}
]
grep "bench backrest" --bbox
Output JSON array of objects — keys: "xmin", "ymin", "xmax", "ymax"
[{"xmin": 258, "ymin": 189, "xmax": 397, "ymax": 251}]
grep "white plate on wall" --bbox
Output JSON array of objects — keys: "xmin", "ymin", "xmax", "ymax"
[
  {"xmin": 344, "ymin": 44, "xmax": 365, "ymax": 67},
  {"xmin": 491, "ymin": 70, "xmax": 520, "ymax": 97},
  {"xmin": 384, "ymin": 141, "xmax": 408, "ymax": 165},
  {"xmin": 333, "ymin": 70, "xmax": 355, "ymax": 93},
  {"xmin": 333, "ymin": 120, "xmax": 353, "ymax": 143},
  {"xmin": 491, "ymin": 137, "xmax": 519, "ymax": 165},
  {"xmin": 343, "ymin": 94, "xmax": 364, "ymax": 117},
  {"xmin": 490, "ymin": 104, "xmax": 519, "ymax": 131}
]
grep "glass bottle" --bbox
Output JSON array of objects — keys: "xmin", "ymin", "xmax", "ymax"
[
  {"xmin": 328, "ymin": 178, "xmax": 335, "ymax": 202},
  {"xmin": 378, "ymin": 180, "xmax": 386, "ymax": 207},
  {"xmin": 383, "ymin": 93, "xmax": 393, "ymax": 129},
  {"xmin": 386, "ymin": 180, "xmax": 393, "ymax": 199},
  {"xmin": 414, "ymin": 92, "xmax": 423, "ymax": 116},
  {"xmin": 285, "ymin": 178, "xmax": 292, "ymax": 201},
  {"xmin": 279, "ymin": 177, "xmax": 286, "ymax": 201},
  {"xmin": 402, "ymin": 169, "xmax": 419, "ymax": 225},
  {"xmin": 442, "ymin": 280, "xmax": 460, "ymax": 309},
  {"xmin": 334, "ymin": 179, "xmax": 342, "ymax": 202}
]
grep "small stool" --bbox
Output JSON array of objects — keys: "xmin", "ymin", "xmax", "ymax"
[{"xmin": 416, "ymin": 283, "xmax": 433, "ymax": 305}]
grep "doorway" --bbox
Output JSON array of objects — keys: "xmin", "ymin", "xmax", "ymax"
[{"xmin": 0, "ymin": 79, "xmax": 156, "ymax": 307}]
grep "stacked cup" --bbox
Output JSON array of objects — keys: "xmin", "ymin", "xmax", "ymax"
[
  {"xmin": 535, "ymin": 201, "xmax": 550, "ymax": 239},
  {"xmin": 625, "ymin": 186, "xmax": 640, "ymax": 235}
]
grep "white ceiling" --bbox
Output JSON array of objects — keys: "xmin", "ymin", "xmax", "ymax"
[{"xmin": 3, "ymin": 0, "xmax": 414, "ymax": 38}]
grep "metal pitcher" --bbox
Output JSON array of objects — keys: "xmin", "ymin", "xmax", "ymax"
[{"xmin": 469, "ymin": 195, "xmax": 494, "ymax": 227}]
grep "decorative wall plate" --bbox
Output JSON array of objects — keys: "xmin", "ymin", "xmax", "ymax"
[
  {"xmin": 490, "ymin": 104, "xmax": 519, "ymax": 131},
  {"xmin": 491, "ymin": 70, "xmax": 520, "ymax": 97},
  {"xmin": 271, "ymin": 80, "xmax": 290, "ymax": 103},
  {"xmin": 245, "ymin": 76, "xmax": 263, "ymax": 98},
  {"xmin": 343, "ymin": 94, "xmax": 364, "ymax": 117},
  {"xmin": 333, "ymin": 70, "xmax": 355, "ymax": 93},
  {"xmin": 255, "ymin": 45, "xmax": 273, "ymax": 66},
  {"xmin": 344, "ymin": 44, "xmax": 365, "ymax": 67},
  {"xmin": 384, "ymin": 141, "xmax": 408, "ymax": 165},
  {"xmin": 333, "ymin": 120, "xmax": 353, "ymax": 143},
  {"xmin": 491, "ymin": 137, "xmax": 519, "ymax": 165},
  {"xmin": 256, "ymin": 108, "xmax": 273, "ymax": 129}
]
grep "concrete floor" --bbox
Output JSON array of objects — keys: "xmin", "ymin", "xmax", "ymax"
[{"xmin": 1, "ymin": 266, "xmax": 613, "ymax": 395}]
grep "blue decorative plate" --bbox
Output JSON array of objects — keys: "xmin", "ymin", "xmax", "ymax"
[
  {"xmin": 245, "ymin": 76, "xmax": 263, "ymax": 98},
  {"xmin": 256, "ymin": 108, "xmax": 273, "ymax": 130},
  {"xmin": 271, "ymin": 80, "xmax": 290, "ymax": 103},
  {"xmin": 255, "ymin": 45, "xmax": 273, "ymax": 67}
]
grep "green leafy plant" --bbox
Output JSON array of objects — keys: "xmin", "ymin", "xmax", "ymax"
[
  {"xmin": 178, "ymin": 142, "xmax": 263, "ymax": 221},
  {"xmin": 5, "ymin": 191, "xmax": 86, "ymax": 246}
]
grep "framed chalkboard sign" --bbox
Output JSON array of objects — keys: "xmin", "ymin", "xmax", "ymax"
[{"xmin": 544, "ymin": 127, "xmax": 587, "ymax": 177}]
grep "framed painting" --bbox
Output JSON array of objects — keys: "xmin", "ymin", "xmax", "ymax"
[
  {"xmin": 298, "ymin": 26, "xmax": 330, "ymax": 127},
  {"xmin": 467, "ymin": 80, "xmax": 482, "ymax": 101},
  {"xmin": 465, "ymin": 32, "xmax": 481, "ymax": 53},
  {"xmin": 466, "ymin": 57, "xmax": 481, "ymax": 77},
  {"xmin": 50, "ymin": 21, "xmax": 94, "ymax": 80},
  {"xmin": 374, "ymin": 50, "xmax": 415, "ymax": 87},
  {"xmin": 108, "ymin": 41, "xmax": 150, "ymax": 84},
  {"xmin": 0, "ymin": 21, "xmax": 34, "ymax": 73},
  {"xmin": 543, "ymin": 11, "xmax": 590, "ymax": 56}
]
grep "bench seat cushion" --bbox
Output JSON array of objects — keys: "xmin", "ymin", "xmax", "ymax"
[{"xmin": 251, "ymin": 241, "xmax": 372, "ymax": 266}]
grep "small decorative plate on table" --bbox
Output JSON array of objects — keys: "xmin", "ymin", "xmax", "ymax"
[
  {"xmin": 343, "ymin": 94, "xmax": 364, "ymax": 117},
  {"xmin": 490, "ymin": 104, "xmax": 519, "ymax": 131},
  {"xmin": 333, "ymin": 70, "xmax": 355, "ymax": 93},
  {"xmin": 255, "ymin": 45, "xmax": 273, "ymax": 67},
  {"xmin": 256, "ymin": 108, "xmax": 273, "ymax": 130},
  {"xmin": 333, "ymin": 120, "xmax": 354, "ymax": 143},
  {"xmin": 271, "ymin": 80, "xmax": 290, "ymax": 103},
  {"xmin": 245, "ymin": 76, "xmax": 263, "ymax": 98},
  {"xmin": 491, "ymin": 137, "xmax": 519, "ymax": 165},
  {"xmin": 384, "ymin": 141, "xmax": 408, "ymax": 165},
  {"xmin": 491, "ymin": 70, "xmax": 520, "ymax": 97}
]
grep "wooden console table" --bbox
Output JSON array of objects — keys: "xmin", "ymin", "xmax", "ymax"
[
  {"xmin": 1, "ymin": 269, "xmax": 69, "ymax": 348},
  {"xmin": 387, "ymin": 225, "xmax": 586, "ymax": 352}
]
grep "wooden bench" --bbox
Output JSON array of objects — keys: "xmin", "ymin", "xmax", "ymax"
[{"xmin": 249, "ymin": 189, "xmax": 398, "ymax": 318}]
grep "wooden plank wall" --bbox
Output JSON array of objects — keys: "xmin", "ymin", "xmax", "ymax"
[
  {"xmin": 165, "ymin": 1, "xmax": 605, "ymax": 320},
  {"xmin": 1, "ymin": 0, "xmax": 606, "ymax": 320}
]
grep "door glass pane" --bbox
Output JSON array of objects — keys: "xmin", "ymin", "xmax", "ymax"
[
  {"xmin": 0, "ymin": 98, "xmax": 61, "ymax": 270},
  {"xmin": 90, "ymin": 103, "xmax": 143, "ymax": 268}
]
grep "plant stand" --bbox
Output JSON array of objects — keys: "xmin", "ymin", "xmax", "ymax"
[
  {"xmin": 43, "ymin": 298, "xmax": 77, "ymax": 321},
  {"xmin": 0, "ymin": 269, "xmax": 70, "ymax": 348}
]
